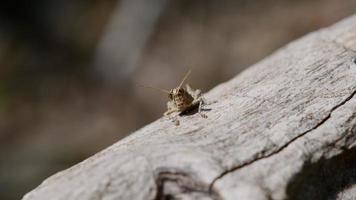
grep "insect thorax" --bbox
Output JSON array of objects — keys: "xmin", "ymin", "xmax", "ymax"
[{"xmin": 172, "ymin": 88, "xmax": 194, "ymax": 110}]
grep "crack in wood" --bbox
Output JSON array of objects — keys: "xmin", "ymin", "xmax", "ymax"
[
  {"xmin": 208, "ymin": 90, "xmax": 356, "ymax": 193},
  {"xmin": 154, "ymin": 172, "xmax": 222, "ymax": 200}
]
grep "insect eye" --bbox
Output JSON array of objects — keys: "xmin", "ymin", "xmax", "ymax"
[{"xmin": 168, "ymin": 93, "xmax": 173, "ymax": 99}]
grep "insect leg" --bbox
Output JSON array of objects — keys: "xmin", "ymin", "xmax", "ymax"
[
  {"xmin": 198, "ymin": 99, "xmax": 207, "ymax": 118},
  {"xmin": 164, "ymin": 108, "xmax": 180, "ymax": 116}
]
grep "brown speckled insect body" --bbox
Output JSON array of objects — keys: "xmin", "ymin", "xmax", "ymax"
[
  {"xmin": 163, "ymin": 70, "xmax": 206, "ymax": 118},
  {"xmin": 139, "ymin": 70, "xmax": 206, "ymax": 118}
]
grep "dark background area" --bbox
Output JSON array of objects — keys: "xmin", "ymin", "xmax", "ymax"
[{"xmin": 0, "ymin": 0, "xmax": 355, "ymax": 199}]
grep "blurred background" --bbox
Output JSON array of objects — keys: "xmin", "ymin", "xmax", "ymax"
[{"xmin": 0, "ymin": 0, "xmax": 355, "ymax": 199}]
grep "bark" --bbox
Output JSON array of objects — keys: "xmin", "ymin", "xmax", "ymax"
[{"xmin": 23, "ymin": 15, "xmax": 356, "ymax": 200}]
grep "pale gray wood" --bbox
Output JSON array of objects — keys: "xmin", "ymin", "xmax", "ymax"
[{"xmin": 23, "ymin": 15, "xmax": 356, "ymax": 200}]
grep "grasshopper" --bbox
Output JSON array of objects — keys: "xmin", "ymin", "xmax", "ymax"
[{"xmin": 140, "ymin": 70, "xmax": 207, "ymax": 119}]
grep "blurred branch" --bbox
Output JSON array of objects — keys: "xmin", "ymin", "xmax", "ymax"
[{"xmin": 94, "ymin": 0, "xmax": 170, "ymax": 84}]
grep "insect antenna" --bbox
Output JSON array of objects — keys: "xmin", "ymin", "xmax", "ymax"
[
  {"xmin": 136, "ymin": 84, "xmax": 170, "ymax": 94},
  {"xmin": 178, "ymin": 69, "xmax": 191, "ymax": 88}
]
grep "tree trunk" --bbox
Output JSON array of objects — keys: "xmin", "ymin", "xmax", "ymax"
[{"xmin": 23, "ymin": 15, "xmax": 356, "ymax": 200}]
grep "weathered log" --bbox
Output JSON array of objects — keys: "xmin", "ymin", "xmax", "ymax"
[{"xmin": 23, "ymin": 15, "xmax": 356, "ymax": 200}]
